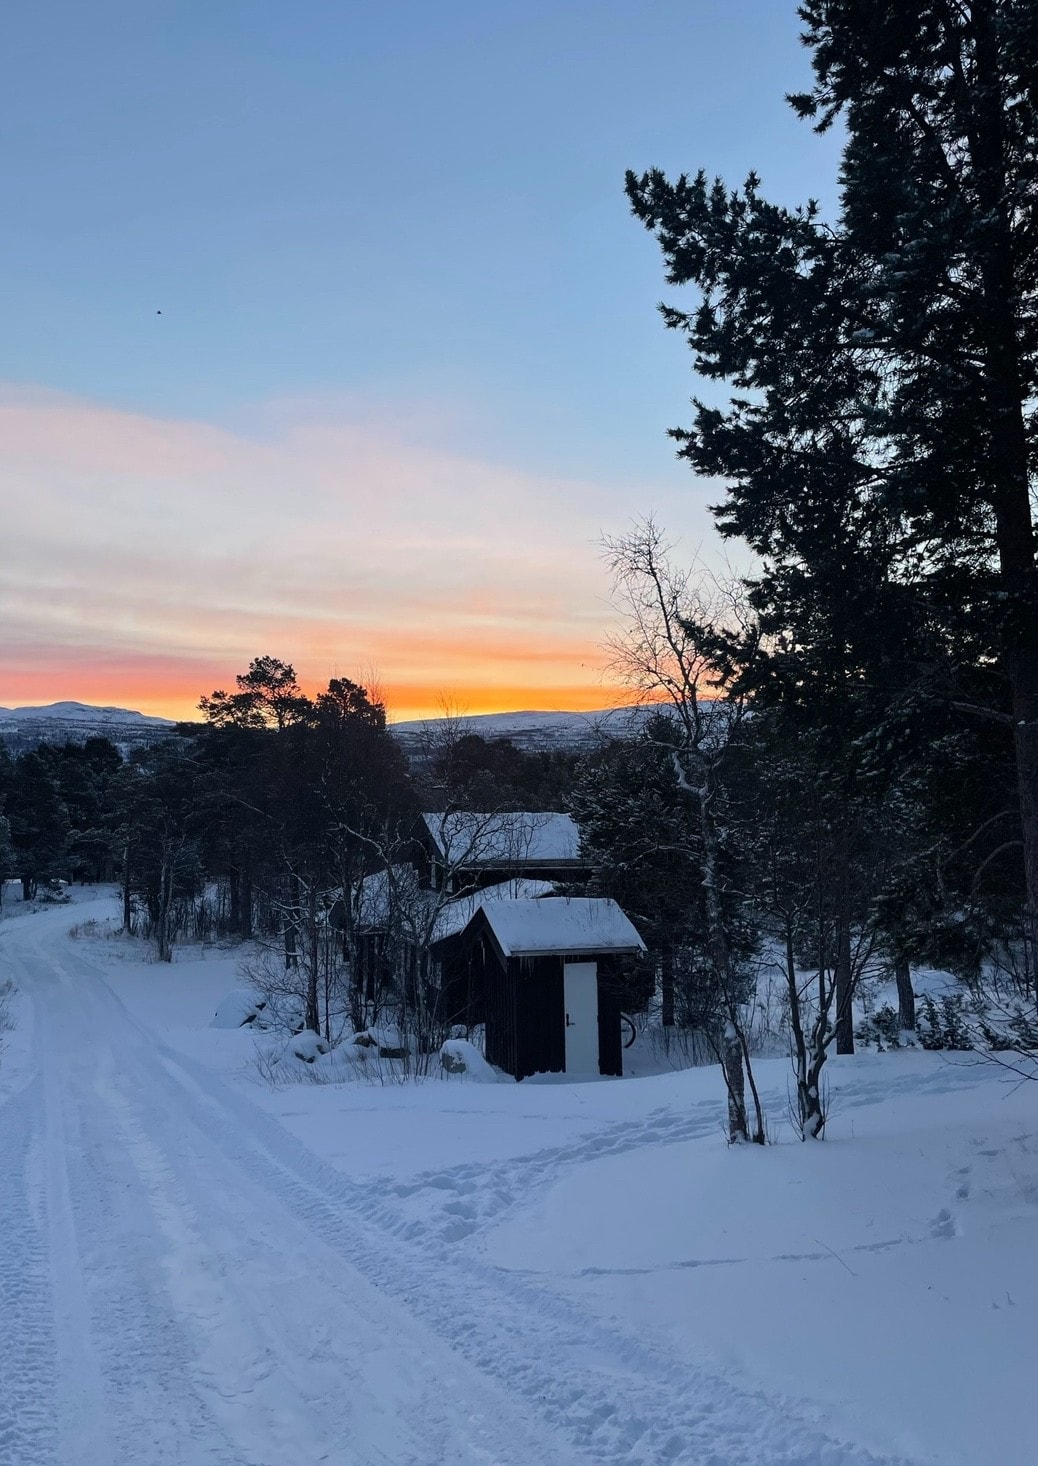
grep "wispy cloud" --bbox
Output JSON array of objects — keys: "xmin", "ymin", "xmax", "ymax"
[{"xmin": 1, "ymin": 386, "xmax": 653, "ymax": 718}]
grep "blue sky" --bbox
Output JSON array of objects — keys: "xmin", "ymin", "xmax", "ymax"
[{"xmin": 0, "ymin": 1, "xmax": 843, "ymax": 717}]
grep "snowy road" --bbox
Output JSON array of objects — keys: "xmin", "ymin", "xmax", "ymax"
[{"xmin": 1, "ymin": 902, "xmax": 923, "ymax": 1466}]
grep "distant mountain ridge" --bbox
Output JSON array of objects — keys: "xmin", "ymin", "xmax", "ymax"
[
  {"xmin": 0, "ymin": 701, "xmax": 175, "ymax": 754},
  {"xmin": 390, "ymin": 705, "xmax": 658, "ymax": 753},
  {"xmin": 0, "ymin": 701, "xmax": 174, "ymax": 727},
  {"xmin": 0, "ymin": 700, "xmax": 657, "ymax": 758}
]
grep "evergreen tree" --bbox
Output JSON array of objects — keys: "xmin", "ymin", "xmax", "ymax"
[
  {"xmin": 626, "ymin": 0, "xmax": 1038, "ymax": 985},
  {"xmin": 7, "ymin": 751, "xmax": 70, "ymax": 900}
]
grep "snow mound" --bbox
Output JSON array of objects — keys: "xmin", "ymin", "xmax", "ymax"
[
  {"xmin": 285, "ymin": 1030, "xmax": 331, "ymax": 1064},
  {"xmin": 440, "ymin": 1038, "xmax": 499, "ymax": 1082},
  {"xmin": 211, "ymin": 990, "xmax": 266, "ymax": 1029}
]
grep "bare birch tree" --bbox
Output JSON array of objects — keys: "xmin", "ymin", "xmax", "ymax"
[{"xmin": 603, "ymin": 519, "xmax": 766, "ymax": 1143}]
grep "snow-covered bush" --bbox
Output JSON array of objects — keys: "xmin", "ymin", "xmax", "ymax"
[
  {"xmin": 916, "ymin": 993, "xmax": 974, "ymax": 1051},
  {"xmin": 977, "ymin": 1002, "xmax": 1038, "ymax": 1055},
  {"xmin": 855, "ymin": 1004, "xmax": 906, "ymax": 1052}
]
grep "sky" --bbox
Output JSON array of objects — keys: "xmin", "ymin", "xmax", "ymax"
[{"xmin": 0, "ymin": 0, "xmax": 842, "ymax": 722}]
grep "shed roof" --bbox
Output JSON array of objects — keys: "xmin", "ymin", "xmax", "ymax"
[
  {"xmin": 431, "ymin": 879, "xmax": 556, "ymax": 943},
  {"xmin": 472, "ymin": 897, "xmax": 645, "ymax": 958},
  {"xmin": 420, "ymin": 811, "xmax": 581, "ymax": 867}
]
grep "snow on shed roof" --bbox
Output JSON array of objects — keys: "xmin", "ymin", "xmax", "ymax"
[
  {"xmin": 431, "ymin": 879, "xmax": 556, "ymax": 944},
  {"xmin": 473, "ymin": 898, "xmax": 645, "ymax": 958},
  {"xmin": 420, "ymin": 811, "xmax": 581, "ymax": 866}
]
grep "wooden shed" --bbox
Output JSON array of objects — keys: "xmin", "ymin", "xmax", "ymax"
[{"xmin": 458, "ymin": 897, "xmax": 646, "ymax": 1081}]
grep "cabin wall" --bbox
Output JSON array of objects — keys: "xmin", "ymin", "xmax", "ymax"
[
  {"xmin": 514, "ymin": 956, "xmax": 566, "ymax": 1080},
  {"xmin": 596, "ymin": 956, "xmax": 625, "ymax": 1078},
  {"xmin": 483, "ymin": 942, "xmax": 519, "ymax": 1078}
]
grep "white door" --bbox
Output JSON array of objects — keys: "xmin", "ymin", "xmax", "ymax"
[{"xmin": 563, "ymin": 961, "xmax": 600, "ymax": 1074}]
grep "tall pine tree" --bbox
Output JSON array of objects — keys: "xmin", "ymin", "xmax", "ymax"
[{"xmin": 626, "ymin": 0, "xmax": 1038, "ymax": 985}]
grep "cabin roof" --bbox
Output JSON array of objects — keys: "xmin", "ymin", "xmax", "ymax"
[
  {"xmin": 419, "ymin": 811, "xmax": 581, "ymax": 867},
  {"xmin": 431, "ymin": 879, "xmax": 556, "ymax": 943},
  {"xmin": 356, "ymin": 868, "xmax": 556, "ymax": 942},
  {"xmin": 472, "ymin": 897, "xmax": 646, "ymax": 959}
]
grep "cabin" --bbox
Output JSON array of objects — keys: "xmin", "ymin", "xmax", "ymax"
[
  {"xmin": 352, "ymin": 865, "xmax": 556, "ymax": 1030},
  {"xmin": 458, "ymin": 897, "xmax": 646, "ymax": 1081},
  {"xmin": 415, "ymin": 811, "xmax": 584, "ymax": 894}
]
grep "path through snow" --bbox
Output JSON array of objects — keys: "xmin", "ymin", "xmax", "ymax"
[{"xmin": 1, "ymin": 900, "xmax": 935, "ymax": 1465}]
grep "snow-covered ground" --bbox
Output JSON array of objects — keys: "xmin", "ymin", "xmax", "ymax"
[{"xmin": 0, "ymin": 887, "xmax": 1034, "ymax": 1466}]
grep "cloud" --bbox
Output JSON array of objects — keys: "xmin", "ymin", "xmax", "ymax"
[{"xmin": 0, "ymin": 386, "xmax": 641, "ymax": 718}]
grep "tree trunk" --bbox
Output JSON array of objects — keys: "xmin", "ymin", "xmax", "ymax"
[
  {"xmin": 156, "ymin": 851, "xmax": 174, "ymax": 962},
  {"xmin": 122, "ymin": 841, "xmax": 133, "ymax": 932},
  {"xmin": 723, "ymin": 1021, "xmax": 748, "ymax": 1143},
  {"xmin": 284, "ymin": 870, "xmax": 299, "ymax": 970},
  {"xmin": 834, "ymin": 855, "xmax": 855, "ymax": 1054},
  {"xmin": 305, "ymin": 884, "xmax": 320, "ymax": 1034},
  {"xmin": 241, "ymin": 850, "xmax": 253, "ymax": 939},
  {"xmin": 660, "ymin": 950, "xmax": 675, "ymax": 1030},
  {"xmin": 693, "ymin": 760, "xmax": 766, "ymax": 1142},
  {"xmin": 894, "ymin": 958, "xmax": 916, "ymax": 1031},
  {"xmin": 228, "ymin": 865, "xmax": 241, "ymax": 934}
]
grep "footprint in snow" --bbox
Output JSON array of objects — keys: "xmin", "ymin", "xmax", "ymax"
[{"xmin": 930, "ymin": 1207, "xmax": 958, "ymax": 1239}]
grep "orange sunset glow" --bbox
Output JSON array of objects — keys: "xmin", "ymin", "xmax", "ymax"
[{"xmin": 0, "ymin": 386, "xmax": 668, "ymax": 721}]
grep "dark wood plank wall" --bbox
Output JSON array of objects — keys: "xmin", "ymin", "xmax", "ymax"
[
  {"xmin": 515, "ymin": 956, "xmax": 566, "ymax": 1080},
  {"xmin": 596, "ymin": 957, "xmax": 624, "ymax": 1078},
  {"xmin": 484, "ymin": 942, "xmax": 520, "ymax": 1077}
]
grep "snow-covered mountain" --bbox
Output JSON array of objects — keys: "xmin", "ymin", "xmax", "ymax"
[
  {"xmin": 0, "ymin": 701, "xmax": 173, "ymax": 727},
  {"xmin": 0, "ymin": 701, "xmax": 175, "ymax": 754},
  {"xmin": 390, "ymin": 706, "xmax": 656, "ymax": 754}
]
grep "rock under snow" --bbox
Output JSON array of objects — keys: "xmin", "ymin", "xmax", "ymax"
[
  {"xmin": 210, "ymin": 990, "xmax": 266, "ymax": 1029},
  {"xmin": 353, "ymin": 1026, "xmax": 409, "ymax": 1058},
  {"xmin": 440, "ymin": 1038, "xmax": 498, "ymax": 1082},
  {"xmin": 285, "ymin": 1030, "xmax": 331, "ymax": 1064}
]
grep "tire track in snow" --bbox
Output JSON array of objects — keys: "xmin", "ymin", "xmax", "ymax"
[
  {"xmin": 156, "ymin": 1046, "xmax": 926, "ymax": 1466},
  {"xmin": 0, "ymin": 1077, "xmax": 58, "ymax": 1466},
  {"xmin": 10, "ymin": 921, "xmax": 937, "ymax": 1466},
  {"xmin": 10, "ymin": 933, "xmax": 591, "ymax": 1466}
]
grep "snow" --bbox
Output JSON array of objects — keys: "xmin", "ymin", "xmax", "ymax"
[
  {"xmin": 440, "ymin": 1037, "xmax": 500, "ymax": 1081},
  {"xmin": 210, "ymin": 988, "xmax": 264, "ymax": 1028},
  {"xmin": 476, "ymin": 895, "xmax": 646, "ymax": 956},
  {"xmin": 1, "ymin": 887, "xmax": 1035, "ymax": 1466},
  {"xmin": 421, "ymin": 810, "xmax": 582, "ymax": 865},
  {"xmin": 356, "ymin": 869, "xmax": 556, "ymax": 941},
  {"xmin": 391, "ymin": 705, "xmax": 667, "ymax": 752},
  {"xmin": 283, "ymin": 1029, "xmax": 330, "ymax": 1063},
  {"xmin": 431, "ymin": 877, "xmax": 556, "ymax": 941},
  {"xmin": 0, "ymin": 701, "xmax": 173, "ymax": 726}
]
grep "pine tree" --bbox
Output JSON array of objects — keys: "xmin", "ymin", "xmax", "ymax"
[
  {"xmin": 626, "ymin": 0, "xmax": 1038, "ymax": 987},
  {"xmin": 7, "ymin": 751, "xmax": 70, "ymax": 900}
]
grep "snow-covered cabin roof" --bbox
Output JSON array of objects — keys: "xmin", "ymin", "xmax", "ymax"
[
  {"xmin": 355, "ymin": 869, "xmax": 556, "ymax": 941},
  {"xmin": 420, "ymin": 811, "xmax": 581, "ymax": 867},
  {"xmin": 471, "ymin": 897, "xmax": 645, "ymax": 959},
  {"xmin": 431, "ymin": 879, "xmax": 556, "ymax": 944}
]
